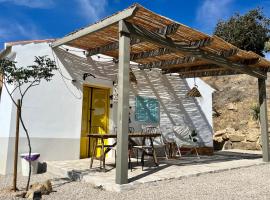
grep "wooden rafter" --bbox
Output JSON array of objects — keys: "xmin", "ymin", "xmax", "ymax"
[
  {"xmin": 86, "ymin": 23, "xmax": 179, "ymax": 56},
  {"xmin": 86, "ymin": 38, "xmax": 142, "ymax": 56},
  {"xmin": 217, "ymin": 48, "xmax": 238, "ymax": 57},
  {"xmin": 86, "ymin": 26, "xmax": 212, "ymax": 57},
  {"xmin": 130, "ymin": 47, "xmax": 172, "ymax": 61},
  {"xmin": 123, "ymin": 21, "xmax": 266, "ymax": 79},
  {"xmin": 162, "ymin": 64, "xmax": 221, "ymax": 74},
  {"xmin": 141, "ymin": 55, "xmax": 196, "ymax": 69},
  {"xmin": 178, "ymin": 69, "xmax": 242, "ymax": 78}
]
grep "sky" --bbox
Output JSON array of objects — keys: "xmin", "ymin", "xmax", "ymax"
[{"xmin": 1, "ymin": 0, "xmax": 270, "ymax": 50}]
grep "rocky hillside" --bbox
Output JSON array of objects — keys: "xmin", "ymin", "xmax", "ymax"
[{"xmin": 203, "ymin": 75, "xmax": 264, "ymax": 151}]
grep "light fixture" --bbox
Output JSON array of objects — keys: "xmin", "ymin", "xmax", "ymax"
[{"xmin": 186, "ymin": 76, "xmax": 202, "ymax": 97}]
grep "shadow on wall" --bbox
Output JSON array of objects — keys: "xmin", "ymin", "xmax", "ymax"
[{"xmin": 53, "ymin": 47, "xmax": 213, "ymax": 147}]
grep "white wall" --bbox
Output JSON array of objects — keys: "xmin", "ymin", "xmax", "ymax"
[
  {"xmin": 9, "ymin": 43, "xmax": 83, "ymax": 139},
  {"xmin": 186, "ymin": 78, "xmax": 215, "ymax": 129},
  {"xmin": 0, "ymin": 42, "xmax": 214, "ymax": 174},
  {"xmin": 0, "ymin": 42, "xmax": 83, "ymax": 174}
]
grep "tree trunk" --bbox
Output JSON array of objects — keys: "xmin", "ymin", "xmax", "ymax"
[
  {"xmin": 12, "ymin": 99, "xmax": 21, "ymax": 191},
  {"xmin": 19, "ymin": 111, "xmax": 32, "ymax": 191}
]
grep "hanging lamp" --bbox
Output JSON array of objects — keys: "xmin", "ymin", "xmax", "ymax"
[{"xmin": 186, "ymin": 76, "xmax": 202, "ymax": 97}]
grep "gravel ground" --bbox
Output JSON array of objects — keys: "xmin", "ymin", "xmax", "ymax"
[{"xmin": 1, "ymin": 164, "xmax": 270, "ymax": 200}]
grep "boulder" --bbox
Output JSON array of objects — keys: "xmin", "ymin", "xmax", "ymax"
[
  {"xmin": 214, "ymin": 129, "xmax": 226, "ymax": 137},
  {"xmin": 26, "ymin": 180, "xmax": 53, "ymax": 199},
  {"xmin": 226, "ymin": 127, "xmax": 236, "ymax": 133},
  {"xmin": 239, "ymin": 120, "xmax": 248, "ymax": 125},
  {"xmin": 228, "ymin": 134, "xmax": 245, "ymax": 142},
  {"xmin": 246, "ymin": 133, "xmax": 259, "ymax": 142},
  {"xmin": 232, "ymin": 142, "xmax": 257, "ymax": 150},
  {"xmin": 248, "ymin": 121, "xmax": 259, "ymax": 128},
  {"xmin": 222, "ymin": 133, "xmax": 229, "ymax": 140},
  {"xmin": 213, "ymin": 136, "xmax": 223, "ymax": 143},
  {"xmin": 227, "ymin": 103, "xmax": 238, "ymax": 111}
]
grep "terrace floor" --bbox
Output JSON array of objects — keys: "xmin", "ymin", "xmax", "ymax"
[{"xmin": 46, "ymin": 149, "xmax": 265, "ymax": 192}]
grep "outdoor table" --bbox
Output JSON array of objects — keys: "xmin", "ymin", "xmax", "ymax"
[{"xmin": 87, "ymin": 132, "xmax": 161, "ymax": 171}]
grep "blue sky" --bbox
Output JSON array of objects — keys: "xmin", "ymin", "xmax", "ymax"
[{"xmin": 1, "ymin": 0, "xmax": 270, "ymax": 49}]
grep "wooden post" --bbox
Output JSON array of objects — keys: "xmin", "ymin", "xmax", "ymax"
[
  {"xmin": 115, "ymin": 20, "xmax": 130, "ymax": 184},
  {"xmin": 13, "ymin": 99, "xmax": 21, "ymax": 191},
  {"xmin": 258, "ymin": 78, "xmax": 270, "ymax": 162}
]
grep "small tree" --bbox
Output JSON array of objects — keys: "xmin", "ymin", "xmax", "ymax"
[
  {"xmin": 214, "ymin": 8, "xmax": 270, "ymax": 56},
  {"xmin": 0, "ymin": 56, "xmax": 57, "ymax": 191}
]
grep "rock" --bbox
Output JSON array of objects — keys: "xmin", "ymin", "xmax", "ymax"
[
  {"xmin": 240, "ymin": 120, "xmax": 248, "ymax": 125},
  {"xmin": 246, "ymin": 133, "xmax": 259, "ymax": 142},
  {"xmin": 223, "ymin": 141, "xmax": 232, "ymax": 150},
  {"xmin": 43, "ymin": 180, "xmax": 52, "ymax": 194},
  {"xmin": 26, "ymin": 180, "xmax": 52, "ymax": 199},
  {"xmin": 256, "ymin": 136, "xmax": 262, "ymax": 150},
  {"xmin": 248, "ymin": 121, "xmax": 259, "ymax": 128},
  {"xmin": 232, "ymin": 142, "xmax": 257, "ymax": 150},
  {"xmin": 226, "ymin": 127, "xmax": 236, "ymax": 133},
  {"xmin": 213, "ymin": 136, "xmax": 223, "ymax": 143},
  {"xmin": 228, "ymin": 134, "xmax": 245, "ymax": 142},
  {"xmin": 222, "ymin": 133, "xmax": 229, "ymax": 140},
  {"xmin": 214, "ymin": 129, "xmax": 226, "ymax": 137},
  {"xmin": 26, "ymin": 189, "xmax": 42, "ymax": 199},
  {"xmin": 227, "ymin": 103, "xmax": 237, "ymax": 111}
]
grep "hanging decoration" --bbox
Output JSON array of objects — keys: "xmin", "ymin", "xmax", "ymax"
[{"xmin": 186, "ymin": 77, "xmax": 202, "ymax": 97}]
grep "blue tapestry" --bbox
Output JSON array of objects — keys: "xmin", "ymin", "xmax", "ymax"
[{"xmin": 135, "ymin": 96, "xmax": 160, "ymax": 123}]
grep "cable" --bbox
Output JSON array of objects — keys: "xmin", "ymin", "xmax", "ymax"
[{"xmin": 51, "ymin": 47, "xmax": 82, "ymax": 99}]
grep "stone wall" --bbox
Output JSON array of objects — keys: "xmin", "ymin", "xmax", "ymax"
[{"xmin": 213, "ymin": 122, "xmax": 261, "ymax": 151}]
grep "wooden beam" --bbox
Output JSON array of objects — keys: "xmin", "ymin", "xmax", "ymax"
[
  {"xmin": 217, "ymin": 48, "xmax": 238, "ymax": 57},
  {"xmin": 141, "ymin": 55, "xmax": 196, "ymax": 69},
  {"xmin": 124, "ymin": 21, "xmax": 266, "ymax": 79},
  {"xmin": 240, "ymin": 57, "xmax": 260, "ymax": 65},
  {"xmin": 86, "ymin": 23, "xmax": 180, "ymax": 57},
  {"xmin": 130, "ymin": 47, "xmax": 172, "ymax": 61},
  {"xmin": 115, "ymin": 20, "xmax": 130, "ymax": 184},
  {"xmin": 162, "ymin": 64, "xmax": 221, "ymax": 74},
  {"xmin": 178, "ymin": 70, "xmax": 242, "ymax": 78},
  {"xmin": 86, "ymin": 30, "xmax": 212, "ymax": 57},
  {"xmin": 156, "ymin": 23, "xmax": 180, "ymax": 36},
  {"xmin": 258, "ymin": 78, "xmax": 270, "ymax": 162},
  {"xmin": 188, "ymin": 37, "xmax": 213, "ymax": 48},
  {"xmin": 51, "ymin": 5, "xmax": 137, "ymax": 48},
  {"xmin": 87, "ymin": 38, "xmax": 141, "ymax": 56}
]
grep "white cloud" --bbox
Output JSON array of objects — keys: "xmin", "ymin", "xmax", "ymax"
[
  {"xmin": 0, "ymin": 0, "xmax": 54, "ymax": 8},
  {"xmin": 76, "ymin": 0, "xmax": 108, "ymax": 23},
  {"xmin": 0, "ymin": 19, "xmax": 47, "ymax": 44},
  {"xmin": 196, "ymin": 0, "xmax": 234, "ymax": 33}
]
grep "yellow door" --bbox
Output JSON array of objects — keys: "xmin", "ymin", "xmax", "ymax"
[{"xmin": 80, "ymin": 86, "xmax": 110, "ymax": 158}]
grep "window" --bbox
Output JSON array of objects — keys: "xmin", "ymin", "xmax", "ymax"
[{"xmin": 135, "ymin": 96, "xmax": 160, "ymax": 123}]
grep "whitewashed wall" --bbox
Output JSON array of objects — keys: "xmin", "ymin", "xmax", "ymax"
[
  {"xmin": 0, "ymin": 43, "xmax": 83, "ymax": 174},
  {"xmin": 0, "ymin": 42, "xmax": 214, "ymax": 174}
]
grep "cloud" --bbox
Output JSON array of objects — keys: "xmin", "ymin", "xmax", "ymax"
[
  {"xmin": 0, "ymin": 19, "xmax": 47, "ymax": 46},
  {"xmin": 0, "ymin": 0, "xmax": 54, "ymax": 8},
  {"xmin": 196, "ymin": 0, "xmax": 234, "ymax": 33},
  {"xmin": 76, "ymin": 0, "xmax": 108, "ymax": 23}
]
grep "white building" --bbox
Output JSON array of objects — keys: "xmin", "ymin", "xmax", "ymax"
[{"xmin": 0, "ymin": 40, "xmax": 215, "ymax": 175}]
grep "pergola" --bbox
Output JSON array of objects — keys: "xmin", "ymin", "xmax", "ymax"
[{"xmin": 52, "ymin": 4, "xmax": 270, "ymax": 184}]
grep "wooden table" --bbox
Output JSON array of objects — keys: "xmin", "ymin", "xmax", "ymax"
[{"xmin": 87, "ymin": 133, "xmax": 161, "ymax": 171}]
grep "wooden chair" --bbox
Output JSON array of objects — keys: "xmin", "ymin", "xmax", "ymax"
[
  {"xmin": 173, "ymin": 126, "xmax": 200, "ymax": 159},
  {"xmin": 131, "ymin": 125, "xmax": 165, "ymax": 170}
]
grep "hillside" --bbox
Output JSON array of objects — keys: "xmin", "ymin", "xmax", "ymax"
[{"xmin": 203, "ymin": 75, "xmax": 263, "ymax": 150}]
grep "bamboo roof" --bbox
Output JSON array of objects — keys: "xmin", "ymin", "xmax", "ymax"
[{"xmin": 52, "ymin": 4, "xmax": 270, "ymax": 79}]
